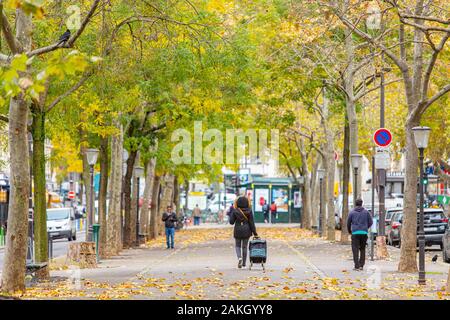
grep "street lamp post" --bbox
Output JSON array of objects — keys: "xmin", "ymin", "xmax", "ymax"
[
  {"xmin": 121, "ymin": 150, "xmax": 129, "ymax": 242},
  {"xmin": 413, "ymin": 126, "xmax": 431, "ymax": 285},
  {"xmin": 370, "ymin": 153, "xmax": 375, "ymax": 261},
  {"xmin": 351, "ymin": 154, "xmax": 363, "ymax": 206},
  {"xmin": 134, "ymin": 166, "xmax": 144, "ymax": 246},
  {"xmin": 317, "ymin": 169, "xmax": 325, "ymax": 237},
  {"xmin": 85, "ymin": 148, "xmax": 99, "ymax": 242}
]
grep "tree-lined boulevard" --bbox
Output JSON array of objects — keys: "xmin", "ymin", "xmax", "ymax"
[{"xmin": 0, "ymin": 0, "xmax": 449, "ymax": 300}]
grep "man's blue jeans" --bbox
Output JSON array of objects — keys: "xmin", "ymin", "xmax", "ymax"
[
  {"xmin": 165, "ymin": 227, "xmax": 175, "ymax": 248},
  {"xmin": 194, "ymin": 217, "xmax": 200, "ymax": 225}
]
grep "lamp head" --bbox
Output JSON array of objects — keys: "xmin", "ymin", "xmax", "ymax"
[
  {"xmin": 317, "ymin": 169, "xmax": 325, "ymax": 179},
  {"xmin": 412, "ymin": 126, "xmax": 430, "ymax": 149},
  {"xmin": 351, "ymin": 154, "xmax": 363, "ymax": 170},
  {"xmin": 85, "ymin": 148, "xmax": 99, "ymax": 166},
  {"xmin": 134, "ymin": 166, "xmax": 144, "ymax": 178}
]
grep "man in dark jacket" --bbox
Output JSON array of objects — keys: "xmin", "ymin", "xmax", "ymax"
[
  {"xmin": 162, "ymin": 205, "xmax": 177, "ymax": 249},
  {"xmin": 347, "ymin": 198, "xmax": 373, "ymax": 271}
]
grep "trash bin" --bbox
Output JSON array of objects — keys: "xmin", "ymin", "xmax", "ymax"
[
  {"xmin": 0, "ymin": 226, "xmax": 4, "ymax": 246},
  {"xmin": 92, "ymin": 224, "xmax": 100, "ymax": 262}
]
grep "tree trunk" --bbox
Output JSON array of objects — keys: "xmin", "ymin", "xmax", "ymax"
[
  {"xmin": 149, "ymin": 175, "xmax": 161, "ymax": 239},
  {"xmin": 321, "ymin": 153, "xmax": 328, "ymax": 238},
  {"xmin": 398, "ymin": 0, "xmax": 426, "ymax": 273},
  {"xmin": 80, "ymin": 137, "xmax": 92, "ymax": 241},
  {"xmin": 299, "ymin": 142, "xmax": 311, "ymax": 229},
  {"xmin": 343, "ymin": 0, "xmax": 360, "ymax": 198},
  {"xmin": 31, "ymin": 106, "xmax": 49, "ymax": 279},
  {"xmin": 341, "ymin": 117, "xmax": 351, "ymax": 244},
  {"xmin": 98, "ymin": 136, "xmax": 109, "ymax": 258},
  {"xmin": 122, "ymin": 150, "xmax": 137, "ymax": 248},
  {"xmin": 158, "ymin": 175, "xmax": 175, "ymax": 236},
  {"xmin": 79, "ymin": 177, "xmax": 84, "ymax": 207},
  {"xmin": 106, "ymin": 126, "xmax": 123, "ymax": 256},
  {"xmin": 141, "ymin": 157, "xmax": 156, "ymax": 238},
  {"xmin": 300, "ymin": 181, "xmax": 311, "ymax": 229},
  {"xmin": 1, "ymin": 9, "xmax": 32, "ymax": 293},
  {"xmin": 447, "ymin": 267, "xmax": 450, "ymax": 293},
  {"xmin": 326, "ymin": 143, "xmax": 336, "ymax": 241},
  {"xmin": 398, "ymin": 119, "xmax": 420, "ymax": 272},
  {"xmin": 173, "ymin": 176, "xmax": 180, "ymax": 215},
  {"xmin": 130, "ymin": 153, "xmax": 140, "ymax": 247},
  {"xmin": 310, "ymin": 153, "xmax": 321, "ymax": 230}
]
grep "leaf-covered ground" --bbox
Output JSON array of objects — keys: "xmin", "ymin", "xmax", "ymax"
[{"xmin": 10, "ymin": 226, "xmax": 450, "ymax": 300}]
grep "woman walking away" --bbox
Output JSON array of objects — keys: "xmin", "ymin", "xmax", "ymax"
[{"xmin": 229, "ymin": 196, "xmax": 258, "ymax": 268}]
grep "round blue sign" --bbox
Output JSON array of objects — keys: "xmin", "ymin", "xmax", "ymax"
[{"xmin": 373, "ymin": 128, "xmax": 392, "ymax": 147}]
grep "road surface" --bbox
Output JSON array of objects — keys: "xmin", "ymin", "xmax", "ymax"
[{"xmin": 0, "ymin": 230, "xmax": 86, "ymax": 270}]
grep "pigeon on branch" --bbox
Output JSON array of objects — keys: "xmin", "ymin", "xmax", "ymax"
[{"xmin": 58, "ymin": 29, "xmax": 71, "ymax": 45}]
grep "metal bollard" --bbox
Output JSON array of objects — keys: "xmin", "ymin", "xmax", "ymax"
[
  {"xmin": 92, "ymin": 224, "xmax": 100, "ymax": 262},
  {"xmin": 48, "ymin": 233, "xmax": 53, "ymax": 260}
]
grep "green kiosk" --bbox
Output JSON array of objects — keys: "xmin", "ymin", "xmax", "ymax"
[{"xmin": 246, "ymin": 176, "xmax": 302, "ymax": 224}]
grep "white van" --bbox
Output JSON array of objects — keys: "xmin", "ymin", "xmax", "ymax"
[{"xmin": 47, "ymin": 208, "xmax": 77, "ymax": 241}]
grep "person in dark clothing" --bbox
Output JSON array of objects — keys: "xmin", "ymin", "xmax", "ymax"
[
  {"xmin": 229, "ymin": 196, "xmax": 258, "ymax": 268},
  {"xmin": 270, "ymin": 201, "xmax": 277, "ymax": 224},
  {"xmin": 262, "ymin": 200, "xmax": 269, "ymax": 223},
  {"xmin": 162, "ymin": 205, "xmax": 177, "ymax": 249},
  {"xmin": 347, "ymin": 198, "xmax": 373, "ymax": 271}
]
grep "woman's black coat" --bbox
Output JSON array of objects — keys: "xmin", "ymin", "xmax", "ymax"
[{"xmin": 229, "ymin": 207, "xmax": 257, "ymax": 239}]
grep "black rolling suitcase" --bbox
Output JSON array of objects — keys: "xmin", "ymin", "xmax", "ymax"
[{"xmin": 249, "ymin": 237, "xmax": 267, "ymax": 271}]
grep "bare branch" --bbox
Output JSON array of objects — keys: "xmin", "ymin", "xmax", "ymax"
[
  {"xmin": 401, "ymin": 14, "xmax": 450, "ymax": 25},
  {"xmin": 1, "ymin": 12, "xmax": 20, "ymax": 53},
  {"xmin": 354, "ymin": 79, "xmax": 402, "ymax": 101},
  {"xmin": 421, "ymin": 33, "xmax": 450, "ymax": 103},
  {"xmin": 399, "ymin": 17, "xmax": 450, "ymax": 33},
  {"xmin": 27, "ymin": 0, "xmax": 102, "ymax": 58},
  {"xmin": 46, "ymin": 71, "xmax": 93, "ymax": 113},
  {"xmin": 0, "ymin": 114, "xmax": 9, "ymax": 123},
  {"xmin": 420, "ymin": 84, "xmax": 450, "ymax": 114},
  {"xmin": 333, "ymin": 9, "xmax": 409, "ymax": 73}
]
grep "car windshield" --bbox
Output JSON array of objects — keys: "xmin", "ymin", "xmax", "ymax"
[
  {"xmin": 421, "ymin": 212, "xmax": 445, "ymax": 222},
  {"xmin": 387, "ymin": 209, "xmax": 403, "ymax": 218},
  {"xmin": 393, "ymin": 213, "xmax": 403, "ymax": 222},
  {"xmin": 47, "ymin": 209, "xmax": 70, "ymax": 221}
]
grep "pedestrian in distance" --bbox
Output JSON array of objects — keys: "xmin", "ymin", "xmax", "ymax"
[
  {"xmin": 262, "ymin": 200, "xmax": 269, "ymax": 223},
  {"xmin": 193, "ymin": 204, "xmax": 201, "ymax": 226},
  {"xmin": 229, "ymin": 196, "xmax": 258, "ymax": 269},
  {"xmin": 162, "ymin": 205, "xmax": 177, "ymax": 249},
  {"xmin": 347, "ymin": 198, "xmax": 373, "ymax": 271},
  {"xmin": 270, "ymin": 201, "xmax": 277, "ymax": 224}
]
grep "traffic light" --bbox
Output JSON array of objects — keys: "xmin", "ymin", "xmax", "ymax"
[{"xmin": 422, "ymin": 173, "xmax": 428, "ymax": 194}]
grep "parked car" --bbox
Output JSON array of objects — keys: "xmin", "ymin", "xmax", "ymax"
[
  {"xmin": 442, "ymin": 220, "xmax": 450, "ymax": 263},
  {"xmin": 386, "ymin": 208, "xmax": 448, "ymax": 248},
  {"xmin": 386, "ymin": 211, "xmax": 403, "ymax": 246},
  {"xmin": 368, "ymin": 207, "xmax": 400, "ymax": 237},
  {"xmin": 385, "ymin": 207, "xmax": 403, "ymax": 227},
  {"xmin": 47, "ymin": 208, "xmax": 77, "ymax": 241}
]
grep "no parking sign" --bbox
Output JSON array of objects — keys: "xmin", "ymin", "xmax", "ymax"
[{"xmin": 373, "ymin": 128, "xmax": 392, "ymax": 147}]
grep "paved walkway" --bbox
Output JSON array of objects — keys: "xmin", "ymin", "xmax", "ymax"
[{"xmin": 17, "ymin": 225, "xmax": 450, "ymax": 300}]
